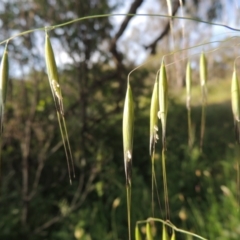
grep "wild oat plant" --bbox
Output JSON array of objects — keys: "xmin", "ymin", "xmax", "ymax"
[{"xmin": 1, "ymin": 11, "xmax": 240, "ymax": 240}]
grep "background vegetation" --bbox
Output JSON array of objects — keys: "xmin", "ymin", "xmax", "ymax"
[{"xmin": 0, "ymin": 0, "xmax": 240, "ymax": 239}]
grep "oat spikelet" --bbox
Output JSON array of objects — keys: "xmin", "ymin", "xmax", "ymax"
[
  {"xmin": 150, "ymin": 72, "xmax": 159, "ymax": 156},
  {"xmin": 162, "ymin": 224, "xmax": 170, "ymax": 240},
  {"xmin": 199, "ymin": 52, "xmax": 207, "ymax": 151},
  {"xmin": 135, "ymin": 225, "xmax": 142, "ymax": 240},
  {"xmin": 0, "ymin": 43, "xmax": 9, "ymax": 135},
  {"xmin": 158, "ymin": 62, "xmax": 168, "ymax": 150},
  {"xmin": 146, "ymin": 222, "xmax": 153, "ymax": 240},
  {"xmin": 122, "ymin": 80, "xmax": 134, "ymax": 240},
  {"xmin": 45, "ymin": 31, "xmax": 75, "ymax": 184},
  {"xmin": 231, "ymin": 66, "xmax": 240, "ymax": 144},
  {"xmin": 186, "ymin": 61, "xmax": 193, "ymax": 148}
]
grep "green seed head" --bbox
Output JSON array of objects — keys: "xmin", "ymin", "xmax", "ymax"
[
  {"xmin": 0, "ymin": 44, "xmax": 9, "ymax": 104},
  {"xmin": 150, "ymin": 73, "xmax": 159, "ymax": 155},
  {"xmin": 200, "ymin": 52, "xmax": 207, "ymax": 87},
  {"xmin": 170, "ymin": 230, "xmax": 176, "ymax": 240},
  {"xmin": 162, "ymin": 224, "xmax": 170, "ymax": 240},
  {"xmin": 146, "ymin": 222, "xmax": 153, "ymax": 240},
  {"xmin": 45, "ymin": 32, "xmax": 59, "ymax": 83},
  {"xmin": 158, "ymin": 62, "xmax": 168, "ymax": 148},
  {"xmin": 186, "ymin": 61, "xmax": 192, "ymax": 109},
  {"xmin": 122, "ymin": 82, "xmax": 134, "ymax": 186},
  {"xmin": 135, "ymin": 225, "xmax": 142, "ymax": 240},
  {"xmin": 231, "ymin": 67, "xmax": 240, "ymax": 122}
]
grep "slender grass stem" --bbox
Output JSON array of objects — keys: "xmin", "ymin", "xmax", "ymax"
[
  {"xmin": 162, "ymin": 149, "xmax": 170, "ymax": 220},
  {"xmin": 237, "ymin": 157, "xmax": 240, "ymax": 209},
  {"xmin": 62, "ymin": 117, "xmax": 75, "ymax": 178},
  {"xmin": 111, "ymin": 207, "xmax": 118, "ymax": 240},
  {"xmin": 151, "ymin": 151, "xmax": 163, "ymax": 218},
  {"xmin": 153, "ymin": 166, "xmax": 162, "ymax": 216},
  {"xmin": 200, "ymin": 104, "xmax": 205, "ymax": 151},
  {"xmin": 187, "ymin": 107, "xmax": 193, "ymax": 148},
  {"xmin": 200, "ymin": 97, "xmax": 206, "ymax": 152},
  {"xmin": 1, "ymin": 13, "xmax": 240, "ymax": 46},
  {"xmin": 151, "ymin": 155, "xmax": 154, "ymax": 217},
  {"xmin": 0, "ymin": 137, "xmax": 2, "ymax": 194},
  {"xmin": 235, "ymin": 135, "xmax": 240, "ymax": 209},
  {"xmin": 137, "ymin": 218, "xmax": 208, "ymax": 240},
  {"xmin": 56, "ymin": 112, "xmax": 72, "ymax": 185},
  {"xmin": 126, "ymin": 184, "xmax": 131, "ymax": 240}
]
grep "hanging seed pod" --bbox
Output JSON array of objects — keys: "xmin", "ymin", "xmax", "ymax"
[
  {"xmin": 45, "ymin": 32, "xmax": 75, "ymax": 184},
  {"xmin": 122, "ymin": 81, "xmax": 134, "ymax": 187},
  {"xmin": 0, "ymin": 43, "xmax": 9, "ymax": 133},
  {"xmin": 231, "ymin": 66, "xmax": 240, "ymax": 122},
  {"xmin": 231, "ymin": 66, "xmax": 240, "ymax": 144},
  {"xmin": 135, "ymin": 225, "xmax": 142, "ymax": 240},
  {"xmin": 199, "ymin": 52, "xmax": 207, "ymax": 151},
  {"xmin": 158, "ymin": 62, "xmax": 168, "ymax": 150},
  {"xmin": 199, "ymin": 52, "xmax": 208, "ymax": 103},
  {"xmin": 170, "ymin": 229, "xmax": 176, "ymax": 240},
  {"xmin": 162, "ymin": 224, "xmax": 170, "ymax": 240},
  {"xmin": 146, "ymin": 222, "xmax": 153, "ymax": 240},
  {"xmin": 200, "ymin": 52, "xmax": 207, "ymax": 89},
  {"xmin": 186, "ymin": 61, "xmax": 192, "ymax": 110},
  {"xmin": 122, "ymin": 81, "xmax": 134, "ymax": 240},
  {"xmin": 150, "ymin": 72, "xmax": 159, "ymax": 156},
  {"xmin": 45, "ymin": 32, "xmax": 64, "ymax": 114},
  {"xmin": 45, "ymin": 33, "xmax": 59, "ymax": 85},
  {"xmin": 186, "ymin": 61, "xmax": 194, "ymax": 147}
]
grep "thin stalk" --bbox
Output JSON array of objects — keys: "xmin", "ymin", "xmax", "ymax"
[
  {"xmin": 187, "ymin": 108, "xmax": 193, "ymax": 148},
  {"xmin": 56, "ymin": 112, "xmax": 72, "ymax": 185},
  {"xmin": 151, "ymin": 150, "xmax": 163, "ymax": 217},
  {"xmin": 235, "ymin": 131, "xmax": 240, "ymax": 209},
  {"xmin": 151, "ymin": 154, "xmax": 154, "ymax": 217},
  {"xmin": 111, "ymin": 207, "xmax": 118, "ymax": 240},
  {"xmin": 163, "ymin": 37, "xmax": 240, "ymax": 67},
  {"xmin": 62, "ymin": 117, "xmax": 75, "ymax": 178},
  {"xmin": 200, "ymin": 97, "xmax": 206, "ymax": 152},
  {"xmin": 162, "ymin": 149, "xmax": 170, "ymax": 220},
  {"xmin": 126, "ymin": 184, "xmax": 131, "ymax": 240},
  {"xmin": 0, "ymin": 138, "xmax": 2, "ymax": 193},
  {"xmin": 199, "ymin": 51, "xmax": 207, "ymax": 152},
  {"xmin": 237, "ymin": 150, "xmax": 240, "ymax": 209},
  {"xmin": 153, "ymin": 167, "xmax": 162, "ymax": 216},
  {"xmin": 137, "ymin": 218, "xmax": 208, "ymax": 240},
  {"xmin": 1, "ymin": 14, "xmax": 240, "ymax": 46},
  {"xmin": 186, "ymin": 61, "xmax": 192, "ymax": 148}
]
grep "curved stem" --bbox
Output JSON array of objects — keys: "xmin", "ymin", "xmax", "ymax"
[
  {"xmin": 136, "ymin": 218, "xmax": 208, "ymax": 240},
  {"xmin": 1, "ymin": 13, "xmax": 240, "ymax": 45}
]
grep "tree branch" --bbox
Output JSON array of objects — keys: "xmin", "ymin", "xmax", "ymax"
[
  {"xmin": 109, "ymin": 0, "xmax": 144, "ymax": 65},
  {"xmin": 144, "ymin": 0, "xmax": 181, "ymax": 54},
  {"xmin": 33, "ymin": 167, "xmax": 98, "ymax": 234}
]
